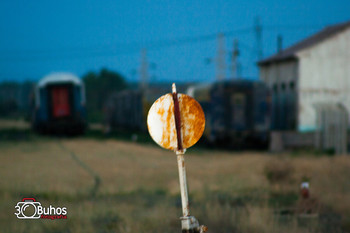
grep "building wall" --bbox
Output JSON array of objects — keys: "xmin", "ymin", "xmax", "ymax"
[
  {"xmin": 297, "ymin": 28, "xmax": 350, "ymax": 132},
  {"xmin": 260, "ymin": 61, "xmax": 298, "ymax": 130}
]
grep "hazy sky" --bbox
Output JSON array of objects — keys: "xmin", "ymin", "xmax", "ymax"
[{"xmin": 0, "ymin": 0, "xmax": 349, "ymax": 83}]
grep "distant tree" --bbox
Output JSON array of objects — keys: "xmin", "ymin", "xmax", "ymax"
[{"xmin": 83, "ymin": 68, "xmax": 127, "ymax": 122}]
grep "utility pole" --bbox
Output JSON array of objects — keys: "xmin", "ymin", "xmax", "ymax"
[
  {"xmin": 231, "ymin": 39, "xmax": 240, "ymax": 79},
  {"xmin": 140, "ymin": 48, "xmax": 149, "ymax": 90},
  {"xmin": 216, "ymin": 33, "xmax": 226, "ymax": 82},
  {"xmin": 215, "ymin": 33, "xmax": 226, "ymax": 132},
  {"xmin": 254, "ymin": 17, "xmax": 263, "ymax": 60}
]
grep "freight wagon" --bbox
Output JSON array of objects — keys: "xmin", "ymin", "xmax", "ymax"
[{"xmin": 32, "ymin": 72, "xmax": 87, "ymax": 134}]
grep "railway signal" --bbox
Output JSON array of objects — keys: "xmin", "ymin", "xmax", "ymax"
[{"xmin": 147, "ymin": 83, "xmax": 207, "ymax": 233}]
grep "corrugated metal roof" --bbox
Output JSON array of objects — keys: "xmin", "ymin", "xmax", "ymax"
[{"xmin": 258, "ymin": 21, "xmax": 350, "ymax": 66}]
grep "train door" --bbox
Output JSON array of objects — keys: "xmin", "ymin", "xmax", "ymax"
[{"xmin": 51, "ymin": 86, "xmax": 71, "ymax": 118}]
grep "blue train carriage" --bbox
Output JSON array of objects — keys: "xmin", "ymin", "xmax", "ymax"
[
  {"xmin": 188, "ymin": 80, "xmax": 271, "ymax": 147},
  {"xmin": 32, "ymin": 72, "xmax": 87, "ymax": 134}
]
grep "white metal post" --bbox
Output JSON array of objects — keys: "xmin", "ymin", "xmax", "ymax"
[{"xmin": 177, "ymin": 152, "xmax": 189, "ymax": 217}]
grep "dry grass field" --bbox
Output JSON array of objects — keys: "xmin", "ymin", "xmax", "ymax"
[{"xmin": 0, "ymin": 120, "xmax": 349, "ymax": 233}]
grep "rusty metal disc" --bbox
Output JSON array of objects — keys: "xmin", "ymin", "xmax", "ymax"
[{"xmin": 147, "ymin": 93, "xmax": 205, "ymax": 151}]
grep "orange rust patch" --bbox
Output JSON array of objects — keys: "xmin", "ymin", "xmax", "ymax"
[{"xmin": 179, "ymin": 94, "xmax": 205, "ymax": 149}]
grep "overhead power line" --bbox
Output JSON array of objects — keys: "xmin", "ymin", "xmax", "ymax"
[
  {"xmin": 0, "ymin": 27, "xmax": 254, "ymax": 62},
  {"xmin": 0, "ymin": 24, "xmax": 322, "ymax": 62}
]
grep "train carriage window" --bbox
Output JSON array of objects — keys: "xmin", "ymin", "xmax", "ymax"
[
  {"xmin": 281, "ymin": 83, "xmax": 286, "ymax": 90},
  {"xmin": 273, "ymin": 84, "xmax": 278, "ymax": 93},
  {"xmin": 289, "ymin": 81, "xmax": 295, "ymax": 90}
]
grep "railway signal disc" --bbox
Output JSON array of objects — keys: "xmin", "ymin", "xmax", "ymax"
[{"xmin": 147, "ymin": 89, "xmax": 205, "ymax": 151}]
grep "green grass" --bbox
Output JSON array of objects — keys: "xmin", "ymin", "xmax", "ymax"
[{"xmin": 0, "ymin": 120, "xmax": 349, "ymax": 232}]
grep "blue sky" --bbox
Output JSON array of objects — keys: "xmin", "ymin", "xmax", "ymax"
[{"xmin": 0, "ymin": 0, "xmax": 349, "ymax": 83}]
